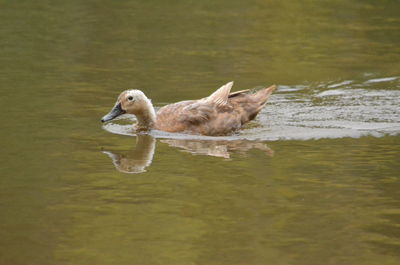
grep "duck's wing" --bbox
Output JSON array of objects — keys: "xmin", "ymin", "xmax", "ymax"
[
  {"xmin": 179, "ymin": 101, "xmax": 215, "ymax": 124},
  {"xmin": 155, "ymin": 100, "xmax": 213, "ymax": 132},
  {"xmin": 180, "ymin": 81, "xmax": 235, "ymax": 122},
  {"xmin": 156, "ymin": 81, "xmax": 252, "ymax": 135},
  {"xmin": 204, "ymin": 81, "xmax": 234, "ymax": 108},
  {"xmin": 228, "ymin": 89, "xmax": 250, "ymax": 98}
]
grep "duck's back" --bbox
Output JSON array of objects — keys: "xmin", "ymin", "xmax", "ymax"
[{"xmin": 154, "ymin": 84, "xmax": 276, "ymax": 136}]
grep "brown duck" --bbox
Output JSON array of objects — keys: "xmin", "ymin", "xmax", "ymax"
[{"xmin": 101, "ymin": 81, "xmax": 276, "ymax": 136}]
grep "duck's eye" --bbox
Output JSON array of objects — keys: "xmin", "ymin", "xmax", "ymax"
[{"xmin": 127, "ymin": 96, "xmax": 134, "ymax": 101}]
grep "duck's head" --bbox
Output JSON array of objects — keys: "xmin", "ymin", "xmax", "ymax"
[{"xmin": 101, "ymin": 90, "xmax": 149, "ymax": 122}]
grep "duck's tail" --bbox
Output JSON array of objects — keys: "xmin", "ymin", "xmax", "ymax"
[
  {"xmin": 241, "ymin": 85, "xmax": 276, "ymax": 123},
  {"xmin": 253, "ymin": 85, "xmax": 276, "ymax": 107},
  {"xmin": 227, "ymin": 84, "xmax": 276, "ymax": 124}
]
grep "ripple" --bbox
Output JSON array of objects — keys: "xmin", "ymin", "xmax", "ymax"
[
  {"xmin": 327, "ymin": 80, "xmax": 354, "ymax": 89},
  {"xmin": 365, "ymin": 76, "xmax": 398, "ymax": 84}
]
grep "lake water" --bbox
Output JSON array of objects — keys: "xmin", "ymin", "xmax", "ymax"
[{"xmin": 0, "ymin": 1, "xmax": 399, "ymax": 264}]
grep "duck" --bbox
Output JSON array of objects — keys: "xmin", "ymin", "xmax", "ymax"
[{"xmin": 101, "ymin": 81, "xmax": 276, "ymax": 136}]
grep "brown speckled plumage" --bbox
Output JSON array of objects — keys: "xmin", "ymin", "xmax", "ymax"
[{"xmin": 155, "ymin": 83, "xmax": 275, "ymax": 135}]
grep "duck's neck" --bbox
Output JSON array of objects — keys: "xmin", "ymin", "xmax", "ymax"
[{"xmin": 136, "ymin": 98, "xmax": 156, "ymax": 131}]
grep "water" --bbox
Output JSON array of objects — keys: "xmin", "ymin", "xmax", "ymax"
[{"xmin": 1, "ymin": 1, "xmax": 400, "ymax": 264}]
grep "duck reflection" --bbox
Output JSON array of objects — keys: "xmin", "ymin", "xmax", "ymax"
[
  {"xmin": 102, "ymin": 134, "xmax": 156, "ymax": 174},
  {"xmin": 103, "ymin": 134, "xmax": 273, "ymax": 173},
  {"xmin": 160, "ymin": 139, "xmax": 273, "ymax": 158}
]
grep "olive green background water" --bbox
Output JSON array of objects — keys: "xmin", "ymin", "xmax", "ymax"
[{"xmin": 1, "ymin": 1, "xmax": 400, "ymax": 265}]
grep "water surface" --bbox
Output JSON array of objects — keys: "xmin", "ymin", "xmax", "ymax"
[{"xmin": 0, "ymin": 1, "xmax": 399, "ymax": 265}]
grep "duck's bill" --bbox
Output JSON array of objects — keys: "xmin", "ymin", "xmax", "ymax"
[{"xmin": 101, "ymin": 103, "xmax": 126, "ymax": 122}]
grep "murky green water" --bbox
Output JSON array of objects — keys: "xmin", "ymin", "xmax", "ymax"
[{"xmin": 1, "ymin": 1, "xmax": 400, "ymax": 264}]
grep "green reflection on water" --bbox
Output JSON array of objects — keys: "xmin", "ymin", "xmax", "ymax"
[{"xmin": 0, "ymin": 0, "xmax": 399, "ymax": 264}]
